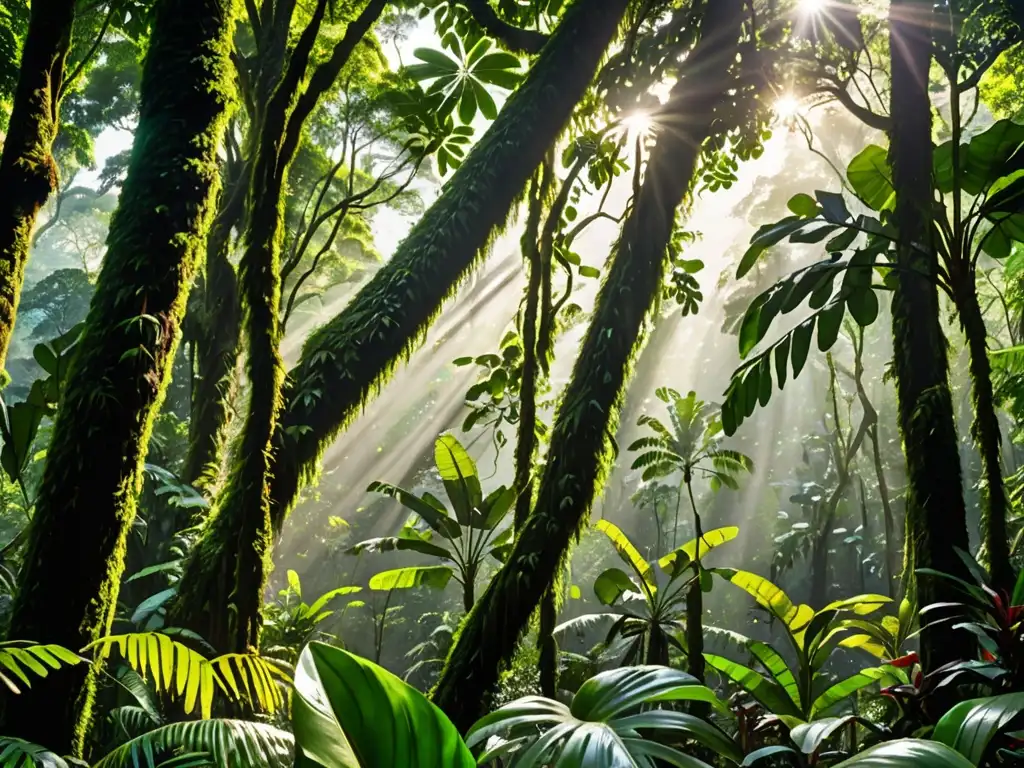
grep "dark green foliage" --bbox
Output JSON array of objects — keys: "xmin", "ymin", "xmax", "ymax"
[
  {"xmin": 0, "ymin": 0, "xmax": 237, "ymax": 751},
  {"xmin": 18, "ymin": 268, "xmax": 92, "ymax": 340},
  {"xmin": 268, "ymin": 0, "xmax": 632, "ymax": 532},
  {"xmin": 430, "ymin": 0, "xmax": 748, "ymax": 730}
]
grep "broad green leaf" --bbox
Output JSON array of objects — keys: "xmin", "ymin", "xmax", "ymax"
[
  {"xmin": 346, "ymin": 536, "xmax": 452, "ymax": 561},
  {"xmin": 594, "ymin": 568, "xmax": 640, "ymax": 606},
  {"xmin": 571, "ymin": 665, "xmax": 725, "ymax": 720},
  {"xmin": 306, "ymin": 586, "xmax": 363, "ymax": 617},
  {"xmin": 847, "ymin": 145, "xmax": 895, "ymax": 211},
  {"xmin": 737, "ymin": 216, "xmax": 807, "ymax": 278},
  {"xmin": 788, "ymin": 193, "xmax": 819, "ymax": 217},
  {"xmin": 595, "ymin": 520, "xmax": 657, "ymax": 594},
  {"xmin": 368, "ymin": 566, "xmax": 453, "ymax": 592},
  {"xmin": 933, "ymin": 692, "xmax": 1024, "ymax": 764},
  {"xmin": 658, "ymin": 527, "xmax": 739, "ymax": 578},
  {"xmin": 707, "ymin": 627, "xmax": 800, "ymax": 710},
  {"xmin": 434, "ymin": 434, "xmax": 482, "ymax": 525},
  {"xmin": 293, "ymin": 643, "xmax": 474, "ymax": 767},
  {"xmin": 832, "ymin": 739, "xmax": 975, "ymax": 767},
  {"xmin": 715, "ymin": 568, "xmax": 811, "ymax": 630},
  {"xmin": 810, "ymin": 667, "xmax": 887, "ymax": 718},
  {"xmin": 367, "ymin": 482, "xmax": 461, "ymax": 539},
  {"xmin": 704, "ymin": 654, "xmax": 802, "ymax": 718}
]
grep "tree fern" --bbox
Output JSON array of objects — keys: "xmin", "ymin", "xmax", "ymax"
[
  {"xmin": 90, "ymin": 721, "xmax": 292, "ymax": 768},
  {"xmin": 85, "ymin": 634, "xmax": 289, "ymax": 719},
  {"xmin": 0, "ymin": 642, "xmax": 83, "ymax": 694}
]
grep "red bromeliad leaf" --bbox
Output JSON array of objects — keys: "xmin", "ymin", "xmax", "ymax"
[{"xmin": 887, "ymin": 652, "xmax": 919, "ymax": 669}]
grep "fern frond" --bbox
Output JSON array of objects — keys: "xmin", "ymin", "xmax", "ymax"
[
  {"xmin": 210, "ymin": 654, "xmax": 290, "ymax": 714},
  {"xmin": 108, "ymin": 705, "xmax": 162, "ymax": 741},
  {"xmin": 91, "ymin": 720, "xmax": 293, "ymax": 768},
  {"xmin": 0, "ymin": 641, "xmax": 84, "ymax": 694}
]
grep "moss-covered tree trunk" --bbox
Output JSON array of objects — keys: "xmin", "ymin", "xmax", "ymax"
[
  {"xmin": 431, "ymin": 0, "xmax": 745, "ymax": 730},
  {"xmin": 955, "ymin": 276, "xmax": 1012, "ymax": 590},
  {"xmin": 0, "ymin": 0, "xmax": 76, "ymax": 374},
  {"xmin": 169, "ymin": 0, "xmax": 387, "ymax": 653},
  {"xmin": 0, "ymin": 0, "xmax": 236, "ymax": 753},
  {"xmin": 888, "ymin": 0, "xmax": 973, "ymax": 672},
  {"xmin": 267, "ymin": 0, "xmax": 631, "ymax": 531},
  {"xmin": 183, "ymin": 171, "xmax": 245, "ymax": 496}
]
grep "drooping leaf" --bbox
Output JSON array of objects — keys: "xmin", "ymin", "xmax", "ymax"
[
  {"xmin": 368, "ymin": 566, "xmax": 454, "ymax": 592},
  {"xmin": 593, "ymin": 568, "xmax": 640, "ymax": 606},
  {"xmin": 658, "ymin": 527, "xmax": 739, "ymax": 578},
  {"xmin": 595, "ymin": 520, "xmax": 657, "ymax": 594},
  {"xmin": 933, "ymin": 692, "xmax": 1024, "ymax": 764},
  {"xmin": 847, "ymin": 145, "xmax": 895, "ymax": 211},
  {"xmin": 830, "ymin": 739, "xmax": 974, "ymax": 767}
]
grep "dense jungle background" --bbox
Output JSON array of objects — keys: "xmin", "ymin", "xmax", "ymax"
[{"xmin": 2, "ymin": 0, "xmax": 1024, "ymax": 764}]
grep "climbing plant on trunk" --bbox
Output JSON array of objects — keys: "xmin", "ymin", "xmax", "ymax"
[
  {"xmin": 430, "ymin": 0, "xmax": 753, "ymax": 730},
  {"xmin": 0, "ymin": 0, "xmax": 237, "ymax": 753}
]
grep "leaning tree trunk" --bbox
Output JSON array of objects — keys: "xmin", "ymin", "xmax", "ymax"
[
  {"xmin": 888, "ymin": 0, "xmax": 973, "ymax": 673},
  {"xmin": 955, "ymin": 275, "xmax": 1013, "ymax": 591},
  {"xmin": 170, "ymin": 0, "xmax": 388, "ymax": 653},
  {"xmin": 0, "ymin": 0, "xmax": 76, "ymax": 373},
  {"xmin": 431, "ymin": 0, "xmax": 746, "ymax": 730},
  {"xmin": 267, "ymin": 0, "xmax": 632, "ymax": 531},
  {"xmin": 0, "ymin": 0, "xmax": 236, "ymax": 753}
]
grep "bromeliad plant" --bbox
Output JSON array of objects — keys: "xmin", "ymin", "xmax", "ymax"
[
  {"xmin": 705, "ymin": 569, "xmax": 894, "ymax": 726},
  {"xmin": 554, "ymin": 521, "xmax": 738, "ymax": 667},
  {"xmin": 347, "ymin": 433, "xmax": 515, "ymax": 611}
]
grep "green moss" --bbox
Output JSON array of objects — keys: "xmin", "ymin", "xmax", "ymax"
[
  {"xmin": 0, "ymin": 0, "xmax": 237, "ymax": 753},
  {"xmin": 0, "ymin": 0, "xmax": 76, "ymax": 372},
  {"xmin": 430, "ymin": 0, "xmax": 747, "ymax": 730},
  {"xmin": 268, "ymin": 0, "xmax": 633, "ymax": 531}
]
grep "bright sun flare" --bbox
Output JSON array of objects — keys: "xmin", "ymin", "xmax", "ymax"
[
  {"xmin": 774, "ymin": 95, "xmax": 801, "ymax": 120},
  {"xmin": 799, "ymin": 0, "xmax": 827, "ymax": 13},
  {"xmin": 620, "ymin": 112, "xmax": 654, "ymax": 141}
]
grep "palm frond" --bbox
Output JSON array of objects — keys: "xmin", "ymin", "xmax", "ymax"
[
  {"xmin": 91, "ymin": 720, "xmax": 293, "ymax": 768},
  {"xmin": 0, "ymin": 641, "xmax": 84, "ymax": 694},
  {"xmin": 0, "ymin": 736, "xmax": 68, "ymax": 767}
]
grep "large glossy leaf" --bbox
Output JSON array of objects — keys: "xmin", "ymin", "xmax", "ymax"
[
  {"xmin": 594, "ymin": 568, "xmax": 640, "ymax": 606},
  {"xmin": 293, "ymin": 642, "xmax": 474, "ymax": 767},
  {"xmin": 613, "ymin": 711, "xmax": 742, "ymax": 763},
  {"xmin": 933, "ymin": 692, "xmax": 1024, "ymax": 764},
  {"xmin": 346, "ymin": 537, "xmax": 452, "ymax": 560},
  {"xmin": 704, "ymin": 654, "xmax": 802, "ymax": 719},
  {"xmin": 478, "ymin": 485, "xmax": 514, "ymax": 530},
  {"xmin": 306, "ymin": 586, "xmax": 362, "ymax": 618},
  {"xmin": 831, "ymin": 739, "xmax": 975, "ymax": 767},
  {"xmin": 810, "ymin": 668, "xmax": 888, "ymax": 718},
  {"xmin": 571, "ymin": 666, "xmax": 725, "ymax": 721},
  {"xmin": 960, "ymin": 120, "xmax": 1024, "ymax": 196},
  {"xmin": 791, "ymin": 716, "xmax": 879, "ymax": 755},
  {"xmin": 366, "ymin": 482, "xmax": 461, "ymax": 539},
  {"xmin": 658, "ymin": 526, "xmax": 739, "ymax": 577},
  {"xmin": 434, "ymin": 434, "xmax": 482, "ymax": 525},
  {"xmin": 847, "ymin": 145, "xmax": 894, "ymax": 211},
  {"xmin": 714, "ymin": 568, "xmax": 812, "ymax": 631},
  {"xmin": 368, "ymin": 566, "xmax": 453, "ymax": 592},
  {"xmin": 737, "ymin": 216, "xmax": 808, "ymax": 278},
  {"xmin": 595, "ymin": 520, "xmax": 657, "ymax": 594},
  {"xmin": 706, "ymin": 627, "xmax": 800, "ymax": 710}
]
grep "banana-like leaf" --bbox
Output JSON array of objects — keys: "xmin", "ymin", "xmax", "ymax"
[
  {"xmin": 306, "ymin": 586, "xmax": 362, "ymax": 618},
  {"xmin": 571, "ymin": 665, "xmax": 726, "ymax": 721},
  {"xmin": 366, "ymin": 481, "xmax": 461, "ymax": 539},
  {"xmin": 551, "ymin": 613, "xmax": 622, "ymax": 636},
  {"xmin": 704, "ymin": 653, "xmax": 803, "ymax": 719},
  {"xmin": 91, "ymin": 720, "xmax": 292, "ymax": 768},
  {"xmin": 434, "ymin": 433, "xmax": 482, "ymax": 526},
  {"xmin": 293, "ymin": 642, "xmax": 474, "ymax": 767},
  {"xmin": 594, "ymin": 568, "xmax": 640, "ymax": 606},
  {"xmin": 714, "ymin": 569, "xmax": 812, "ymax": 631},
  {"xmin": 810, "ymin": 667, "xmax": 887, "ymax": 718},
  {"xmin": 346, "ymin": 537, "xmax": 452, "ymax": 560},
  {"xmin": 831, "ymin": 739, "xmax": 974, "ymax": 766},
  {"xmin": 706, "ymin": 627, "xmax": 800, "ymax": 710},
  {"xmin": 0, "ymin": 737, "xmax": 68, "ymax": 767},
  {"xmin": 0, "ymin": 641, "xmax": 84, "ymax": 694},
  {"xmin": 658, "ymin": 527, "xmax": 739, "ymax": 577},
  {"xmin": 368, "ymin": 566, "xmax": 454, "ymax": 591},
  {"xmin": 933, "ymin": 692, "xmax": 1024, "ymax": 764},
  {"xmin": 595, "ymin": 520, "xmax": 657, "ymax": 595},
  {"xmin": 820, "ymin": 594, "xmax": 891, "ymax": 616},
  {"xmin": 478, "ymin": 485, "xmax": 515, "ymax": 530},
  {"xmin": 791, "ymin": 715, "xmax": 881, "ymax": 755}
]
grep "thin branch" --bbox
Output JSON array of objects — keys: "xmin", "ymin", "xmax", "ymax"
[
  {"xmin": 58, "ymin": 1, "xmax": 116, "ymax": 101},
  {"xmin": 455, "ymin": 0, "xmax": 549, "ymax": 55}
]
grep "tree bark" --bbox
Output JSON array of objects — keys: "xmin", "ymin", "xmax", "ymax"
[
  {"xmin": 430, "ymin": 0, "xmax": 746, "ymax": 730},
  {"xmin": 267, "ymin": 0, "xmax": 632, "ymax": 532},
  {"xmin": 888, "ymin": 0, "xmax": 973, "ymax": 673},
  {"xmin": 169, "ymin": 0, "xmax": 387, "ymax": 653},
  {"xmin": 0, "ymin": 0, "xmax": 76, "ymax": 374},
  {"xmin": 0, "ymin": 0, "xmax": 236, "ymax": 752},
  {"xmin": 955, "ymin": 275, "xmax": 1013, "ymax": 591}
]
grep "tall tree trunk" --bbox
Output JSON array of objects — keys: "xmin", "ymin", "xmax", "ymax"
[
  {"xmin": 169, "ymin": 0, "xmax": 388, "ymax": 653},
  {"xmin": 431, "ymin": 0, "xmax": 746, "ymax": 729},
  {"xmin": 267, "ymin": 0, "xmax": 631, "ymax": 531},
  {"xmin": 955, "ymin": 276, "xmax": 1012, "ymax": 590},
  {"xmin": 0, "ymin": 0, "xmax": 76, "ymax": 373},
  {"xmin": 888, "ymin": 0, "xmax": 973, "ymax": 672},
  {"xmin": 0, "ymin": 0, "xmax": 236, "ymax": 752},
  {"xmin": 183, "ymin": 171, "xmax": 245, "ymax": 496}
]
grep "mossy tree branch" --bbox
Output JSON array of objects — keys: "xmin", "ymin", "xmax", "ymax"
[
  {"xmin": 456, "ymin": 0, "xmax": 549, "ymax": 54},
  {"xmin": 430, "ymin": 0, "xmax": 748, "ymax": 730},
  {"xmin": 267, "ymin": 0, "xmax": 632, "ymax": 532},
  {"xmin": 0, "ymin": 0, "xmax": 237, "ymax": 752}
]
